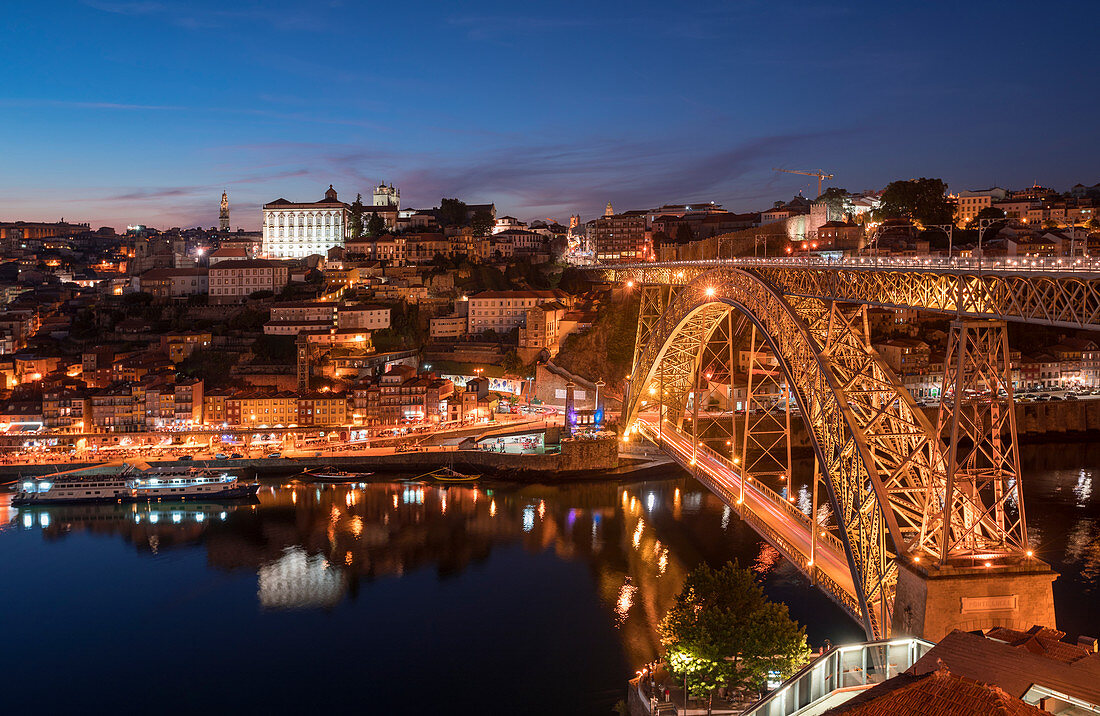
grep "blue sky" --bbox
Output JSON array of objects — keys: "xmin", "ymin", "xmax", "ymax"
[{"xmin": 2, "ymin": 0, "xmax": 1098, "ymax": 230}]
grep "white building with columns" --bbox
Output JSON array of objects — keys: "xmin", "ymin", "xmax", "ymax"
[{"xmin": 262, "ymin": 185, "xmax": 349, "ymax": 259}]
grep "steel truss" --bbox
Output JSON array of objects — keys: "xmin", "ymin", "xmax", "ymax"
[
  {"xmin": 601, "ymin": 263, "xmax": 1100, "ymax": 330},
  {"xmin": 624, "ymin": 269, "xmax": 951, "ymax": 638},
  {"xmin": 929, "ymin": 320, "xmax": 1028, "ymax": 563}
]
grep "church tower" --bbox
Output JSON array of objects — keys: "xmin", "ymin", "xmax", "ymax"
[
  {"xmin": 604, "ymin": 202, "xmax": 614, "ymax": 217},
  {"xmin": 219, "ymin": 191, "xmax": 230, "ymax": 231}
]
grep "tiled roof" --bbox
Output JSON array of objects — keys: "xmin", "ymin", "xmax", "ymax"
[
  {"xmin": 908, "ymin": 628, "xmax": 1100, "ymax": 705},
  {"xmin": 823, "ymin": 667, "xmax": 1044, "ymax": 715}
]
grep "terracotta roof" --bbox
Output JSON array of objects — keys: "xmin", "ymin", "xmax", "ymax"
[
  {"xmin": 209, "ymin": 259, "xmax": 287, "ymax": 270},
  {"xmin": 824, "ymin": 666, "xmax": 1043, "ymax": 715},
  {"xmin": 908, "ymin": 628, "xmax": 1100, "ymax": 705}
]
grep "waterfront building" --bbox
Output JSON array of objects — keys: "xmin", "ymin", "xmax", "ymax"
[
  {"xmin": 262, "ymin": 185, "xmax": 348, "ymax": 259},
  {"xmin": 296, "ymin": 392, "xmax": 348, "ymax": 425}
]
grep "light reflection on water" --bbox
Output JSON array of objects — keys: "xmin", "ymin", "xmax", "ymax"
[{"xmin": 4, "ymin": 441, "xmax": 1100, "ymax": 711}]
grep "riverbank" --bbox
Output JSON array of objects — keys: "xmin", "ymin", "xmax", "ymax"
[{"xmin": 0, "ymin": 437, "xmax": 627, "ymax": 481}]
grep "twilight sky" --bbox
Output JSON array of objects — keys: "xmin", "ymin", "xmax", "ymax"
[{"xmin": 2, "ymin": 0, "xmax": 1099, "ymax": 230}]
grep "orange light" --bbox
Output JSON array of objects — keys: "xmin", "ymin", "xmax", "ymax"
[
  {"xmin": 1026, "ymin": 550, "xmax": 1034, "ymax": 557},
  {"xmin": 705, "ymin": 286, "xmax": 716, "ymax": 297}
]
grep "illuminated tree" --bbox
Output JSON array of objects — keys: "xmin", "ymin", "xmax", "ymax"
[{"xmin": 659, "ymin": 561, "xmax": 809, "ymax": 712}]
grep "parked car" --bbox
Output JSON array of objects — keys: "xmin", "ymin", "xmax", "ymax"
[
  {"xmin": 265, "ymin": 452, "xmax": 281, "ymax": 458},
  {"xmin": 1065, "ymin": 394, "xmax": 1079, "ymax": 401},
  {"xmin": 179, "ymin": 455, "xmax": 194, "ymax": 461},
  {"xmin": 230, "ymin": 453, "xmax": 244, "ymax": 459},
  {"xmin": 214, "ymin": 453, "xmax": 228, "ymax": 460}
]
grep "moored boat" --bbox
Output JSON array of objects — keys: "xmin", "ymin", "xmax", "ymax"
[
  {"xmin": 306, "ymin": 468, "xmax": 373, "ymax": 483},
  {"xmin": 11, "ymin": 464, "xmax": 259, "ymax": 506},
  {"xmin": 424, "ymin": 467, "xmax": 480, "ymax": 482}
]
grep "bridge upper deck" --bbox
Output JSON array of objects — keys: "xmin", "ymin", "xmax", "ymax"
[{"xmin": 596, "ymin": 257, "xmax": 1100, "ymax": 329}]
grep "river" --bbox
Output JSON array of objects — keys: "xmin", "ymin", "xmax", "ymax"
[{"xmin": 1, "ymin": 442, "xmax": 1097, "ymax": 715}]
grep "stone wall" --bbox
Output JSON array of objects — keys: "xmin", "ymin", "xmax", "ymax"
[{"xmin": 3, "ymin": 438, "xmax": 621, "ymax": 479}]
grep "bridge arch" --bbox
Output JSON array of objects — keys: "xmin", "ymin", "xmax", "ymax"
[{"xmin": 623, "ymin": 268, "xmax": 948, "ymax": 637}]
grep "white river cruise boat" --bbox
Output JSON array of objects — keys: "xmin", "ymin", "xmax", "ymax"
[{"xmin": 11, "ymin": 464, "xmax": 259, "ymax": 506}]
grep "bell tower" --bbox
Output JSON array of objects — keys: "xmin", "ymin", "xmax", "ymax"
[{"xmin": 219, "ymin": 190, "xmax": 230, "ymax": 231}]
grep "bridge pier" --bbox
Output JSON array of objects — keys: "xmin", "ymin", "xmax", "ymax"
[{"xmin": 892, "ymin": 558, "xmax": 1057, "ymax": 640}]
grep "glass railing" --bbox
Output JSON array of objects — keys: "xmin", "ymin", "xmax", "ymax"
[{"xmin": 743, "ymin": 637, "xmax": 935, "ymax": 716}]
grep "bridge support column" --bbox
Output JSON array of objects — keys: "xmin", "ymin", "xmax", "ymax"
[
  {"xmin": 895, "ymin": 318, "xmax": 1058, "ymax": 640},
  {"xmin": 892, "ymin": 558, "xmax": 1056, "ymax": 641}
]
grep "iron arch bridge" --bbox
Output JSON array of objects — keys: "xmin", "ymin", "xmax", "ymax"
[{"xmin": 601, "ymin": 258, "xmax": 1100, "ymax": 639}]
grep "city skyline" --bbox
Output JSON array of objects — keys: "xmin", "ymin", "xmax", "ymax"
[{"xmin": 4, "ymin": 0, "xmax": 1100, "ymax": 229}]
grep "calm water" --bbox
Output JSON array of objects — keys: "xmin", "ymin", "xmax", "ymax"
[{"xmin": 1, "ymin": 445, "xmax": 1098, "ymax": 715}]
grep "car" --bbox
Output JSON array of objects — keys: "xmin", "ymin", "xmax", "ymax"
[
  {"xmin": 179, "ymin": 455, "xmax": 194, "ymax": 461},
  {"xmin": 1017, "ymin": 397, "xmax": 1034, "ymax": 403},
  {"xmin": 1065, "ymin": 394, "xmax": 1079, "ymax": 401},
  {"xmin": 230, "ymin": 452, "xmax": 244, "ymax": 459},
  {"xmin": 214, "ymin": 453, "xmax": 228, "ymax": 460},
  {"xmin": 265, "ymin": 452, "xmax": 281, "ymax": 458},
  {"xmin": 1049, "ymin": 395, "xmax": 1064, "ymax": 401}
]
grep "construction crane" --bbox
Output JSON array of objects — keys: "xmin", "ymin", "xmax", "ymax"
[{"xmin": 773, "ymin": 168, "xmax": 834, "ymax": 197}]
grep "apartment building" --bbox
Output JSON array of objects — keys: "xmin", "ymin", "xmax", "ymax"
[
  {"xmin": 336, "ymin": 304, "xmax": 391, "ymax": 330},
  {"xmin": 466, "ymin": 289, "xmax": 572, "ymax": 334},
  {"xmin": 139, "ymin": 267, "xmax": 209, "ymax": 299},
  {"xmin": 297, "ymin": 392, "xmax": 349, "ymax": 425},
  {"xmin": 208, "ymin": 259, "xmax": 290, "ymax": 304}
]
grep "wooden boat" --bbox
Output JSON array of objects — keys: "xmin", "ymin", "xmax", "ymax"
[
  {"xmin": 421, "ymin": 467, "xmax": 480, "ymax": 482},
  {"xmin": 306, "ymin": 468, "xmax": 374, "ymax": 483}
]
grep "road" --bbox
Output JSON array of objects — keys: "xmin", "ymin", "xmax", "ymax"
[{"xmin": 635, "ymin": 416, "xmax": 857, "ymax": 603}]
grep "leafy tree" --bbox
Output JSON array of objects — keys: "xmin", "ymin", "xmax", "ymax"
[
  {"xmin": 659, "ymin": 561, "xmax": 810, "ymax": 711},
  {"xmin": 249, "ymin": 289, "xmax": 274, "ymax": 300},
  {"xmin": 876, "ymin": 178, "xmax": 954, "ymax": 225},
  {"xmin": 439, "ymin": 198, "xmax": 468, "ymax": 227},
  {"xmin": 1089, "ymin": 218, "xmax": 1100, "ymax": 230},
  {"xmin": 675, "ymin": 224, "xmax": 695, "ymax": 244},
  {"xmin": 976, "ymin": 206, "xmax": 1006, "ymax": 221},
  {"xmin": 366, "ymin": 212, "xmax": 386, "ymax": 237},
  {"xmin": 816, "ymin": 187, "xmax": 850, "ymax": 219},
  {"xmin": 349, "ymin": 193, "xmax": 365, "ymax": 238},
  {"xmin": 471, "ymin": 209, "xmax": 495, "ymax": 237}
]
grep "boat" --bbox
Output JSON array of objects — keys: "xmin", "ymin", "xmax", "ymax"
[
  {"xmin": 306, "ymin": 468, "xmax": 374, "ymax": 483},
  {"xmin": 423, "ymin": 467, "xmax": 480, "ymax": 482},
  {"xmin": 10, "ymin": 464, "xmax": 259, "ymax": 506}
]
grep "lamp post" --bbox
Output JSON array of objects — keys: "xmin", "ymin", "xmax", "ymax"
[{"xmin": 923, "ymin": 223, "xmax": 955, "ymax": 258}]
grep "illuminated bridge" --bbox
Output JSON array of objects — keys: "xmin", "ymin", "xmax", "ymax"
[{"xmin": 594, "ymin": 256, "xmax": 1100, "ymax": 640}]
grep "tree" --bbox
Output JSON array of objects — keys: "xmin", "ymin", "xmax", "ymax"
[
  {"xmin": 439, "ymin": 198, "xmax": 468, "ymax": 227},
  {"xmin": 366, "ymin": 212, "xmax": 386, "ymax": 237},
  {"xmin": 816, "ymin": 187, "xmax": 850, "ymax": 219},
  {"xmin": 471, "ymin": 209, "xmax": 494, "ymax": 237},
  {"xmin": 502, "ymin": 350, "xmax": 525, "ymax": 375},
  {"xmin": 976, "ymin": 206, "xmax": 1006, "ymax": 221},
  {"xmin": 675, "ymin": 224, "xmax": 695, "ymax": 244},
  {"xmin": 349, "ymin": 193, "xmax": 365, "ymax": 238},
  {"xmin": 877, "ymin": 178, "xmax": 954, "ymax": 225},
  {"xmin": 659, "ymin": 561, "xmax": 809, "ymax": 711}
]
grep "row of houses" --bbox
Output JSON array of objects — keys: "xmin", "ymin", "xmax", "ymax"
[{"xmin": 31, "ymin": 365, "xmax": 498, "ymax": 433}]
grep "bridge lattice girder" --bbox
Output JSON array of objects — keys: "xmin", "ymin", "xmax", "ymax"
[
  {"xmin": 602, "ymin": 262, "xmax": 1100, "ymax": 330},
  {"xmin": 624, "ymin": 268, "xmax": 949, "ymax": 639}
]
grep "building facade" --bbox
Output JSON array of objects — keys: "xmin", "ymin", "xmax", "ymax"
[
  {"xmin": 262, "ymin": 185, "xmax": 349, "ymax": 259},
  {"xmin": 208, "ymin": 259, "xmax": 290, "ymax": 303}
]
